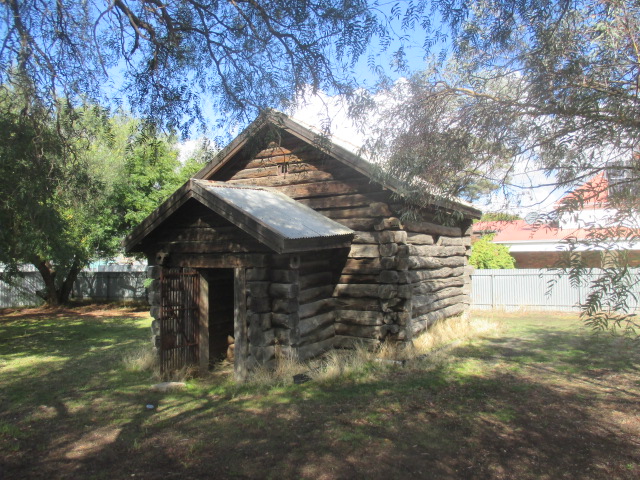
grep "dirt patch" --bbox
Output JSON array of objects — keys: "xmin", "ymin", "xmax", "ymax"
[{"xmin": 0, "ymin": 304, "xmax": 149, "ymax": 321}]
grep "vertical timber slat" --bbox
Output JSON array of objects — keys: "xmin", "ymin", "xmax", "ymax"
[
  {"xmin": 234, "ymin": 267, "xmax": 248, "ymax": 382},
  {"xmin": 199, "ymin": 272, "xmax": 210, "ymax": 374}
]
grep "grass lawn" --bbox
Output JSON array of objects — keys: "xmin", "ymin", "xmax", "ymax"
[{"xmin": 1, "ymin": 306, "xmax": 638, "ymax": 479}]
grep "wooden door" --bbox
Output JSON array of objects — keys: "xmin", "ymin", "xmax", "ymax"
[{"xmin": 159, "ymin": 267, "xmax": 200, "ymax": 374}]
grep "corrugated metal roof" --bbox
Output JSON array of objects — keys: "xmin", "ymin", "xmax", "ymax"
[{"xmin": 195, "ymin": 180, "xmax": 353, "ymax": 240}]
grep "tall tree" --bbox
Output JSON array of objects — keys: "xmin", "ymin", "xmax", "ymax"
[
  {"xmin": 358, "ymin": 0, "xmax": 640, "ymax": 333},
  {"xmin": 0, "ymin": 91, "xmax": 206, "ymax": 305}
]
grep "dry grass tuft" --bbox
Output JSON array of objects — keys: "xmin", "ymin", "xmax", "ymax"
[
  {"xmin": 122, "ymin": 345, "xmax": 160, "ymax": 379},
  {"xmin": 237, "ymin": 316, "xmax": 503, "ymax": 386}
]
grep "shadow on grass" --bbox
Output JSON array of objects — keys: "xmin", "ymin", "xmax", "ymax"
[{"xmin": 1, "ymin": 312, "xmax": 639, "ymax": 479}]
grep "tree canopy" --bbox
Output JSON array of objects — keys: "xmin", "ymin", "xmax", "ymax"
[
  {"xmin": 0, "ymin": 0, "xmax": 391, "ymax": 131},
  {"xmin": 0, "ymin": 91, "xmax": 208, "ymax": 305}
]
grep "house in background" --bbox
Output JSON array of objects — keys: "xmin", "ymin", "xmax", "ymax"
[{"xmin": 474, "ymin": 172, "xmax": 640, "ymax": 268}]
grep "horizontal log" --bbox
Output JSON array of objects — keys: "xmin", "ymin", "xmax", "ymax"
[
  {"xmin": 254, "ymin": 145, "xmax": 294, "ymax": 159},
  {"xmin": 249, "ymin": 324, "xmax": 276, "ymax": 347},
  {"xmin": 298, "ymin": 191, "xmax": 390, "ymax": 210},
  {"xmin": 250, "ymin": 345, "xmax": 276, "ymax": 365},
  {"xmin": 412, "ymin": 304, "xmax": 467, "ymax": 335},
  {"xmin": 342, "ymin": 258, "xmax": 382, "ymax": 275},
  {"xmin": 162, "ymin": 226, "xmax": 241, "ymax": 242},
  {"xmin": 298, "ymin": 323, "xmax": 335, "ymax": 346},
  {"xmin": 226, "ymin": 170, "xmax": 336, "ymax": 187},
  {"xmin": 272, "ymin": 297, "xmax": 297, "ymax": 314},
  {"xmin": 412, "ymin": 276, "xmax": 465, "ymax": 294},
  {"xmin": 297, "ymin": 337, "xmax": 334, "ymax": 361},
  {"xmin": 334, "ymin": 297, "xmax": 381, "ymax": 311},
  {"xmin": 271, "ymin": 312, "xmax": 299, "ymax": 328},
  {"xmin": 379, "ymin": 243, "xmax": 398, "ymax": 257},
  {"xmin": 300, "ymin": 272, "xmax": 333, "ymax": 290},
  {"xmin": 403, "ymin": 266, "xmax": 465, "ymax": 283},
  {"xmin": 299, "ymin": 312, "xmax": 335, "ymax": 338},
  {"xmin": 412, "ymin": 294, "xmax": 469, "ymax": 317},
  {"xmin": 335, "ymin": 323, "xmax": 387, "ymax": 340},
  {"xmin": 407, "ymin": 256, "xmax": 466, "ymax": 270},
  {"xmin": 336, "ymin": 310, "xmax": 384, "ymax": 326},
  {"xmin": 406, "ymin": 233, "xmax": 434, "ymax": 245},
  {"xmin": 403, "ymin": 220, "xmax": 462, "ymax": 237},
  {"xmin": 269, "ymin": 269, "xmax": 299, "ymax": 283},
  {"xmin": 333, "ymin": 283, "xmax": 379, "ymax": 298},
  {"xmin": 299, "ymin": 298, "xmax": 334, "ymax": 319},
  {"xmin": 246, "ymin": 267, "xmax": 268, "ymax": 281},
  {"xmin": 349, "ymin": 244, "xmax": 379, "ymax": 258},
  {"xmin": 407, "ymin": 245, "xmax": 467, "ymax": 257},
  {"xmin": 413, "ymin": 286, "xmax": 467, "ymax": 308},
  {"xmin": 274, "ymin": 179, "xmax": 380, "ymax": 199},
  {"xmin": 169, "ymin": 253, "xmax": 268, "ymax": 269},
  {"xmin": 299, "ymin": 285, "xmax": 334, "ymax": 304},
  {"xmin": 338, "ymin": 274, "xmax": 378, "ymax": 284},
  {"xmin": 437, "ymin": 236, "xmax": 465, "ymax": 247},
  {"xmin": 322, "ymin": 202, "xmax": 391, "ymax": 220},
  {"xmin": 352, "ymin": 231, "xmax": 379, "ymax": 244},
  {"xmin": 154, "ymin": 241, "xmax": 265, "ymax": 254},
  {"xmin": 374, "ymin": 217, "xmax": 403, "ymax": 231},
  {"xmin": 269, "ymin": 283, "xmax": 299, "ymax": 299}
]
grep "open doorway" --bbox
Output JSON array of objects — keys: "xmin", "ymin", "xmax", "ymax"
[{"xmin": 203, "ymin": 268, "xmax": 235, "ymax": 364}]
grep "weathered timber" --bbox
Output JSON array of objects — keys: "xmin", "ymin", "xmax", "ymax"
[
  {"xmin": 335, "ymin": 297, "xmax": 381, "ymax": 311},
  {"xmin": 248, "ymin": 281, "xmax": 270, "ymax": 297},
  {"xmin": 412, "ymin": 276, "xmax": 465, "ymax": 294},
  {"xmin": 271, "ymin": 312, "xmax": 299, "ymax": 328},
  {"xmin": 299, "ymin": 298, "xmax": 334, "ymax": 319},
  {"xmin": 154, "ymin": 241, "xmax": 269, "ymax": 254},
  {"xmin": 335, "ymin": 310, "xmax": 384, "ymax": 326},
  {"xmin": 338, "ymin": 274, "xmax": 379, "ymax": 284},
  {"xmin": 349, "ymin": 244, "xmax": 380, "ymax": 258},
  {"xmin": 248, "ymin": 296, "xmax": 271, "ymax": 313},
  {"xmin": 269, "ymin": 283, "xmax": 299, "ymax": 299},
  {"xmin": 298, "ymin": 323, "xmax": 335, "ymax": 346},
  {"xmin": 300, "ymin": 272, "xmax": 333, "ymax": 290},
  {"xmin": 299, "ymin": 285, "xmax": 334, "ymax": 304},
  {"xmin": 379, "ymin": 231, "xmax": 407, "ymax": 244},
  {"xmin": 198, "ymin": 273, "xmax": 209, "ymax": 374},
  {"xmin": 412, "ymin": 304, "xmax": 467, "ymax": 334},
  {"xmin": 226, "ymin": 169, "xmax": 336, "ymax": 187},
  {"xmin": 299, "ymin": 312, "xmax": 334, "ymax": 337},
  {"xmin": 249, "ymin": 324, "xmax": 276, "ymax": 347},
  {"xmin": 407, "ymin": 245, "xmax": 467, "ymax": 257},
  {"xmin": 413, "ymin": 287, "xmax": 467, "ymax": 309},
  {"xmin": 333, "ymin": 283, "xmax": 379, "ymax": 298},
  {"xmin": 342, "ymin": 258, "xmax": 382, "ymax": 275},
  {"xmin": 234, "ymin": 268, "xmax": 248, "ymax": 381},
  {"xmin": 297, "ymin": 337, "xmax": 334, "ymax": 361},
  {"xmin": 374, "ymin": 217, "xmax": 403, "ymax": 231},
  {"xmin": 403, "ymin": 266, "xmax": 466, "ymax": 282},
  {"xmin": 161, "ymin": 226, "xmax": 243, "ymax": 241},
  {"xmin": 269, "ymin": 269, "xmax": 299, "ymax": 283},
  {"xmin": 412, "ymin": 294, "xmax": 469, "ymax": 317},
  {"xmin": 274, "ymin": 179, "xmax": 380, "ymax": 199},
  {"xmin": 272, "ymin": 297, "xmax": 297, "ymax": 314},
  {"xmin": 250, "ymin": 345, "xmax": 276, "ymax": 364},
  {"xmin": 378, "ymin": 270, "xmax": 399, "ymax": 283},
  {"xmin": 403, "ymin": 220, "xmax": 462, "ymax": 237},
  {"xmin": 297, "ymin": 191, "xmax": 389, "ymax": 210},
  {"xmin": 246, "ymin": 267, "xmax": 268, "ymax": 281},
  {"xmin": 335, "ymin": 323, "xmax": 387, "ymax": 340},
  {"xmin": 253, "ymin": 145, "xmax": 294, "ymax": 159},
  {"xmin": 437, "ymin": 236, "xmax": 465, "ymax": 246},
  {"xmin": 406, "ymin": 233, "xmax": 434, "ymax": 245},
  {"xmin": 379, "ymin": 243, "xmax": 398, "ymax": 257},
  {"xmin": 169, "ymin": 253, "xmax": 268, "ymax": 269},
  {"xmin": 322, "ymin": 202, "xmax": 391, "ymax": 219},
  {"xmin": 407, "ymin": 256, "xmax": 467, "ymax": 270}
]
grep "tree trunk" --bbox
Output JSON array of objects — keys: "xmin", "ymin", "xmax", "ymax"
[{"xmin": 33, "ymin": 256, "xmax": 83, "ymax": 306}]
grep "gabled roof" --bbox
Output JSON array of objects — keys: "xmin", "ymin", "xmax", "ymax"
[
  {"xmin": 193, "ymin": 110, "xmax": 481, "ymax": 219},
  {"xmin": 123, "ymin": 180, "xmax": 354, "ymax": 254}
]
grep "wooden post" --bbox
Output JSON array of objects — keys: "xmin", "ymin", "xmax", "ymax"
[
  {"xmin": 198, "ymin": 272, "xmax": 210, "ymax": 375},
  {"xmin": 234, "ymin": 268, "xmax": 248, "ymax": 382}
]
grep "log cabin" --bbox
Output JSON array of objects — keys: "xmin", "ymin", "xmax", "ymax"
[{"xmin": 123, "ymin": 111, "xmax": 481, "ymax": 380}]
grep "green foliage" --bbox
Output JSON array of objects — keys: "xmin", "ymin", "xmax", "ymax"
[
  {"xmin": 0, "ymin": 85, "xmax": 208, "ymax": 304},
  {"xmin": 0, "ymin": 0, "xmax": 388, "ymax": 132},
  {"xmin": 469, "ymin": 235, "xmax": 516, "ymax": 269}
]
